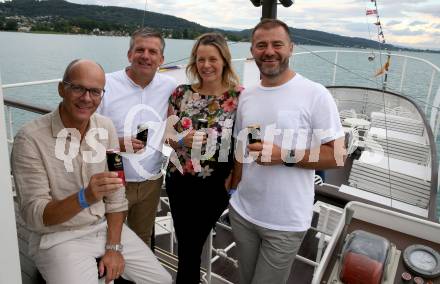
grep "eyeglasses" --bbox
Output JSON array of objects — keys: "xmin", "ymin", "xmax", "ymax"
[{"xmin": 63, "ymin": 81, "xmax": 105, "ymax": 98}]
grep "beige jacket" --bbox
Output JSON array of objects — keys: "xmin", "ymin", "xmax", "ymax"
[{"xmin": 12, "ymin": 107, "xmax": 127, "ymax": 234}]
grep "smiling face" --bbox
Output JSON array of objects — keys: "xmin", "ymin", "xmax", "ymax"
[
  {"xmin": 251, "ymin": 25, "xmax": 293, "ymax": 79},
  {"xmin": 127, "ymin": 36, "xmax": 164, "ymax": 86},
  {"xmin": 58, "ymin": 60, "xmax": 105, "ymax": 131},
  {"xmin": 196, "ymin": 44, "xmax": 225, "ymax": 85}
]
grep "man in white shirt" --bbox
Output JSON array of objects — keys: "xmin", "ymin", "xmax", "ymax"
[
  {"xmin": 98, "ymin": 28, "xmax": 177, "ymax": 247},
  {"xmin": 229, "ymin": 19, "xmax": 346, "ymax": 284}
]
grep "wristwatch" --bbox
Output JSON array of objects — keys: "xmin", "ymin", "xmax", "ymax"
[
  {"xmin": 283, "ymin": 150, "xmax": 296, "ymax": 167},
  {"xmin": 105, "ymin": 243, "xmax": 124, "ymax": 252}
]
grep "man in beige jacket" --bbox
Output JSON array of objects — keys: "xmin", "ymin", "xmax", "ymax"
[{"xmin": 12, "ymin": 59, "xmax": 171, "ymax": 284}]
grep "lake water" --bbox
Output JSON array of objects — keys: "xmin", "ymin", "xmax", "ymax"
[
  {"xmin": 1, "ymin": 31, "xmax": 440, "ymax": 218},
  {"xmin": 1, "ymin": 31, "xmax": 439, "ymax": 106}
]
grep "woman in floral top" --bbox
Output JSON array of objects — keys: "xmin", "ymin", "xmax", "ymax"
[{"xmin": 166, "ymin": 33, "xmax": 242, "ymax": 284}]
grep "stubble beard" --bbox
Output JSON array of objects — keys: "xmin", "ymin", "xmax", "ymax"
[{"xmin": 256, "ymin": 56, "xmax": 290, "ymax": 78}]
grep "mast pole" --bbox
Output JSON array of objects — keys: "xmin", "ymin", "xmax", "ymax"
[{"xmin": 262, "ymin": 0, "xmax": 277, "ymax": 19}]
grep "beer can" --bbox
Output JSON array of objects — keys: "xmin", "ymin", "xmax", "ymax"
[
  {"xmin": 136, "ymin": 123, "xmax": 148, "ymax": 143},
  {"xmin": 195, "ymin": 118, "xmax": 208, "ymax": 130},
  {"xmin": 106, "ymin": 150, "xmax": 125, "ymax": 185},
  {"xmin": 247, "ymin": 124, "xmax": 261, "ymax": 144}
]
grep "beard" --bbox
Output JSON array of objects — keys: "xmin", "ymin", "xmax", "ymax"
[{"xmin": 255, "ymin": 55, "xmax": 290, "ymax": 78}]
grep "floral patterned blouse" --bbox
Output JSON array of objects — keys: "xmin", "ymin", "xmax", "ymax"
[{"xmin": 167, "ymin": 84, "xmax": 243, "ymax": 179}]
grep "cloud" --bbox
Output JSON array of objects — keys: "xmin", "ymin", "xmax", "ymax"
[
  {"xmin": 412, "ymin": 4, "xmax": 440, "ymax": 17},
  {"xmin": 387, "ymin": 20, "xmax": 402, "ymax": 26},
  {"xmin": 149, "ymin": 0, "xmax": 258, "ymax": 29},
  {"xmin": 410, "ymin": 21, "xmax": 428, "ymax": 26},
  {"xmin": 344, "ymin": 22, "xmax": 374, "ymax": 33},
  {"xmin": 390, "ymin": 28, "xmax": 425, "ymax": 36}
]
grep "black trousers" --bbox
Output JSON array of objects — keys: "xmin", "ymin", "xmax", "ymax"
[{"xmin": 166, "ymin": 173, "xmax": 229, "ymax": 284}]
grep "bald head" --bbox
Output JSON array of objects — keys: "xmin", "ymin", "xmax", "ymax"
[
  {"xmin": 63, "ymin": 59, "xmax": 105, "ymax": 83},
  {"xmin": 58, "ymin": 59, "xmax": 106, "ymax": 130}
]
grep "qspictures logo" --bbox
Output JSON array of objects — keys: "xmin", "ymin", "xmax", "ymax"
[{"xmin": 54, "ymin": 105, "xmax": 382, "ymax": 177}]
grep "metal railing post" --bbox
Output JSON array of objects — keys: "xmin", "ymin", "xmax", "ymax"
[
  {"xmin": 332, "ymin": 52, "xmax": 338, "ymax": 85},
  {"xmin": 7, "ymin": 106, "xmax": 13, "ymax": 144},
  {"xmin": 425, "ymin": 69, "xmax": 437, "ymax": 114},
  {"xmin": 205, "ymin": 230, "xmax": 213, "ymax": 284},
  {"xmin": 399, "ymin": 57, "xmax": 407, "ymax": 92},
  {"xmin": 0, "ymin": 72, "xmax": 22, "ymax": 284}
]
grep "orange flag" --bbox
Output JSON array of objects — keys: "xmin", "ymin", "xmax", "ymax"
[{"xmin": 375, "ymin": 56, "xmax": 391, "ymax": 77}]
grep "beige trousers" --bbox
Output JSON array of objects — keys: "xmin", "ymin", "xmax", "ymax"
[
  {"xmin": 125, "ymin": 176, "xmax": 163, "ymax": 247},
  {"xmin": 32, "ymin": 223, "xmax": 172, "ymax": 284}
]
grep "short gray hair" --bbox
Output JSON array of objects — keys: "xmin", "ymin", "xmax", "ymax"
[
  {"xmin": 251, "ymin": 18, "xmax": 292, "ymax": 43},
  {"xmin": 129, "ymin": 28, "xmax": 165, "ymax": 54}
]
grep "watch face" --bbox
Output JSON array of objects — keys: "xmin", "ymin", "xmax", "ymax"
[{"xmin": 403, "ymin": 244, "xmax": 440, "ymax": 278}]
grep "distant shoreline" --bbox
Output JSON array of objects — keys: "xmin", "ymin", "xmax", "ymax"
[{"xmin": 2, "ymin": 30, "xmax": 439, "ymax": 54}]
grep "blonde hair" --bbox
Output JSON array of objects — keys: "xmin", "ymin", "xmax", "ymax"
[{"xmin": 186, "ymin": 33, "xmax": 240, "ymax": 89}]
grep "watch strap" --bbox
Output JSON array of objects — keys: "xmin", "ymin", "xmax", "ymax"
[{"xmin": 105, "ymin": 243, "xmax": 123, "ymax": 252}]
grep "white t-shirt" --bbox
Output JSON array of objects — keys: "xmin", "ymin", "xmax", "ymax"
[
  {"xmin": 230, "ymin": 73, "xmax": 343, "ymax": 231},
  {"xmin": 98, "ymin": 69, "xmax": 177, "ymax": 181}
]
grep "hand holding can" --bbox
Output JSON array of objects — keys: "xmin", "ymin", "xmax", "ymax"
[
  {"xmin": 247, "ymin": 124, "xmax": 262, "ymax": 144},
  {"xmin": 136, "ymin": 123, "xmax": 148, "ymax": 144},
  {"xmin": 195, "ymin": 118, "xmax": 209, "ymax": 152},
  {"xmin": 106, "ymin": 150, "xmax": 126, "ymax": 185},
  {"xmin": 85, "ymin": 172, "xmax": 124, "ymax": 204}
]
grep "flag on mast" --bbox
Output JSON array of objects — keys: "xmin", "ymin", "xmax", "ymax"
[{"xmin": 375, "ymin": 55, "xmax": 391, "ymax": 77}]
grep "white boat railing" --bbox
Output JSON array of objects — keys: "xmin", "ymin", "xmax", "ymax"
[
  {"xmin": 292, "ymin": 50, "xmax": 439, "ymax": 93},
  {"xmin": 2, "ymin": 78, "xmax": 61, "ymax": 89},
  {"xmin": 294, "ymin": 50, "xmax": 440, "ymax": 133},
  {"xmin": 0, "ymin": 75, "xmax": 22, "ymax": 284}
]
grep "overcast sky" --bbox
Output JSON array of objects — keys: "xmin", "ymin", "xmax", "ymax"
[{"xmin": 68, "ymin": 0, "xmax": 440, "ymax": 50}]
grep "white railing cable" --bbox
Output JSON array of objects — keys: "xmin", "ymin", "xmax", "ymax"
[{"xmin": 2, "ymin": 78, "xmax": 60, "ymax": 89}]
